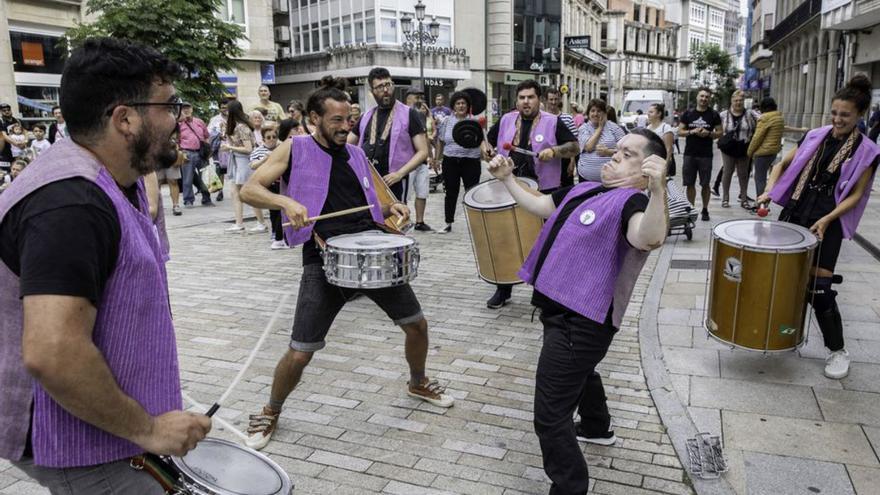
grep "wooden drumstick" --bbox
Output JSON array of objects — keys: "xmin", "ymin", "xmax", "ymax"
[{"xmin": 281, "ymin": 204, "xmax": 374, "ymax": 228}]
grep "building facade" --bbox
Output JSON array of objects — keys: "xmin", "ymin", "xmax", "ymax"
[
  {"xmin": 724, "ymin": 0, "xmax": 745, "ymax": 68},
  {"xmin": 665, "ymin": 0, "xmax": 730, "ymax": 94},
  {"xmin": 602, "ymin": 0, "xmax": 680, "ymax": 109},
  {"xmin": 561, "ymin": 0, "xmax": 608, "ymax": 111},
  {"xmin": 747, "ymin": 0, "xmax": 775, "ymax": 97}
]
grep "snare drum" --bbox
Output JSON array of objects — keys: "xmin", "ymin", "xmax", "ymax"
[
  {"xmin": 706, "ymin": 219, "xmax": 818, "ymax": 352},
  {"xmin": 134, "ymin": 438, "xmax": 293, "ymax": 494},
  {"xmin": 322, "ymin": 232, "xmax": 419, "ymax": 288},
  {"xmin": 463, "ymin": 178, "xmax": 543, "ymax": 284}
]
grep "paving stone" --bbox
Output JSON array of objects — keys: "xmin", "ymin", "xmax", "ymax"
[
  {"xmin": 442, "ymin": 439, "xmax": 507, "ymax": 460},
  {"xmin": 719, "ymin": 351, "xmax": 843, "ymax": 388},
  {"xmin": 368, "ymin": 414, "xmax": 428, "ymax": 433},
  {"xmin": 742, "ymin": 451, "xmax": 855, "ymax": 495},
  {"xmin": 662, "ymin": 346, "xmax": 720, "ymax": 377},
  {"xmin": 847, "ymin": 465, "xmax": 880, "ymax": 495},
  {"xmin": 306, "ymin": 450, "xmax": 373, "ymax": 472},
  {"xmin": 686, "ymin": 406, "xmax": 722, "ymax": 438},
  {"xmin": 815, "ymin": 388, "xmax": 880, "ymax": 427},
  {"xmin": 722, "ymin": 410, "xmax": 878, "ymax": 466},
  {"xmin": 382, "ymin": 481, "xmax": 456, "ymax": 495},
  {"xmin": 690, "ymin": 376, "xmax": 823, "ymax": 419},
  {"xmin": 842, "ymin": 363, "xmax": 880, "ymax": 394},
  {"xmin": 0, "ymin": 481, "xmax": 49, "ymax": 495}
]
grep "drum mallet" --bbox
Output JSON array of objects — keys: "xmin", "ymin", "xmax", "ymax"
[
  {"xmin": 502, "ymin": 142, "xmax": 538, "ymax": 157},
  {"xmin": 757, "ymin": 202, "xmax": 770, "ymax": 217},
  {"xmin": 205, "ymin": 292, "xmax": 291, "ymax": 418},
  {"xmin": 281, "ymin": 204, "xmax": 374, "ymax": 228}
]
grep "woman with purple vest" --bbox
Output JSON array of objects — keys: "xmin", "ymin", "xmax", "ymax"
[
  {"xmin": 0, "ymin": 38, "xmax": 210, "ymax": 494},
  {"xmin": 482, "ymin": 80, "xmax": 581, "ymax": 309},
  {"xmin": 348, "ymin": 67, "xmax": 429, "ymax": 202},
  {"xmin": 487, "ymin": 128, "xmax": 668, "ymax": 495},
  {"xmin": 239, "ymin": 76, "xmax": 454, "ymax": 452},
  {"xmin": 757, "ymin": 75, "xmax": 879, "ymax": 380}
]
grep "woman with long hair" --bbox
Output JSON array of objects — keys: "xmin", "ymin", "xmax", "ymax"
[
  {"xmin": 221, "ymin": 99, "xmax": 263, "ymax": 232},
  {"xmin": 719, "ymin": 90, "xmax": 758, "ymax": 208},
  {"xmin": 434, "ymin": 90, "xmax": 482, "ymax": 233},
  {"xmin": 576, "ymin": 99, "xmax": 626, "ymax": 182},
  {"xmin": 757, "ymin": 75, "xmax": 879, "ymax": 379},
  {"xmin": 645, "ymin": 103, "xmax": 675, "ymax": 176}
]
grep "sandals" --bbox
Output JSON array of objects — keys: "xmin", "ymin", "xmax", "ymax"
[{"xmin": 721, "ymin": 200, "xmax": 730, "ymax": 208}]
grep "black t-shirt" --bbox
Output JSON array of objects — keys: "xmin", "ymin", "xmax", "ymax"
[
  {"xmin": 487, "ymin": 115, "xmax": 577, "ymax": 183},
  {"xmin": 530, "ymin": 185, "xmax": 649, "ymax": 317},
  {"xmin": 285, "ymin": 138, "xmax": 377, "ymax": 265},
  {"xmin": 351, "ymin": 106, "xmax": 426, "ymax": 175},
  {"xmin": 0, "ymin": 178, "xmax": 129, "ymax": 305},
  {"xmin": 1, "ymin": 116, "xmax": 21, "ymax": 164},
  {"xmin": 680, "ymin": 109, "xmax": 721, "ymax": 157}
]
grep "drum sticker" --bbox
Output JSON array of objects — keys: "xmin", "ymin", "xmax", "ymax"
[
  {"xmin": 723, "ymin": 257, "xmax": 742, "ymax": 283},
  {"xmin": 362, "ymin": 177, "xmax": 370, "ymax": 189},
  {"xmin": 779, "ymin": 325, "xmax": 797, "ymax": 335},
  {"xmin": 579, "ymin": 209, "xmax": 596, "ymax": 226}
]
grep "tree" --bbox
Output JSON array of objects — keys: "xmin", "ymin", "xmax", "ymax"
[
  {"xmin": 690, "ymin": 44, "xmax": 741, "ymax": 109},
  {"xmin": 65, "ymin": 0, "xmax": 246, "ymax": 116}
]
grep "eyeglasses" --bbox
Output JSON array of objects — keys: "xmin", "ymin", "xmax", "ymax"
[
  {"xmin": 372, "ymin": 82, "xmax": 394, "ymax": 92},
  {"xmin": 264, "ymin": 135, "xmax": 278, "ymax": 140},
  {"xmin": 105, "ymin": 95, "xmax": 186, "ymax": 119}
]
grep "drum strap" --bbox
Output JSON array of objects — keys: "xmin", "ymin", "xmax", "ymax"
[{"xmin": 130, "ymin": 454, "xmax": 181, "ymax": 494}]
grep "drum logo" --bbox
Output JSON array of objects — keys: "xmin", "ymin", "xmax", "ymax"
[
  {"xmin": 779, "ymin": 325, "xmax": 797, "ymax": 335},
  {"xmin": 723, "ymin": 257, "xmax": 742, "ymax": 283}
]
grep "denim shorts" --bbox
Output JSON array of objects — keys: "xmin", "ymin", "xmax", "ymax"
[{"xmin": 289, "ymin": 263, "xmax": 424, "ymax": 352}]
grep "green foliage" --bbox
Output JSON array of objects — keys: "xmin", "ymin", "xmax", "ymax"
[
  {"xmin": 65, "ymin": 0, "xmax": 246, "ymax": 117},
  {"xmin": 690, "ymin": 44, "xmax": 741, "ymax": 108}
]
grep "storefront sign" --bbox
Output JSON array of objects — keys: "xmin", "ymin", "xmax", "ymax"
[
  {"xmin": 21, "ymin": 41, "xmax": 45, "ymax": 67},
  {"xmin": 503, "ymin": 72, "xmax": 533, "ymax": 85},
  {"xmin": 564, "ymin": 36, "xmax": 591, "ymax": 49},
  {"xmin": 261, "ymin": 63, "xmax": 276, "ymax": 84}
]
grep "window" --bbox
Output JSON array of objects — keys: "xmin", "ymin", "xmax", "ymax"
[
  {"xmin": 690, "ymin": 2, "xmax": 706, "ymax": 24},
  {"xmin": 709, "ymin": 8, "xmax": 724, "ymax": 30},
  {"xmin": 343, "ymin": 24, "xmax": 352, "ymax": 44},
  {"xmin": 365, "ymin": 10, "xmax": 376, "ymax": 43},
  {"xmin": 436, "ymin": 17, "xmax": 452, "ymax": 48},
  {"xmin": 294, "ymin": 26, "xmax": 302, "ymax": 54},
  {"xmin": 381, "ymin": 10, "xmax": 397, "ymax": 43},
  {"xmin": 708, "ymin": 34, "xmax": 723, "ymax": 47},
  {"xmin": 689, "ymin": 31, "xmax": 704, "ymax": 54},
  {"xmin": 764, "ymin": 13, "xmax": 774, "ymax": 31},
  {"xmin": 354, "ymin": 12, "xmax": 364, "ymax": 42},
  {"xmin": 634, "ymin": 4, "xmax": 641, "ymax": 22},
  {"xmin": 514, "ymin": 14, "xmax": 525, "ymax": 42},
  {"xmin": 218, "ymin": 0, "xmax": 246, "ymax": 25}
]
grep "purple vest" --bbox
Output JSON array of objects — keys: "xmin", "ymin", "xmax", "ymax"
[
  {"xmin": 283, "ymin": 135, "xmax": 385, "ymax": 246},
  {"xmin": 497, "ymin": 110, "xmax": 562, "ymax": 190},
  {"xmin": 770, "ymin": 125, "xmax": 878, "ymax": 239},
  {"xmin": 358, "ymin": 101, "xmax": 415, "ymax": 173},
  {"xmin": 519, "ymin": 182, "xmax": 647, "ymax": 326},
  {"xmin": 0, "ymin": 139, "xmax": 181, "ymax": 467}
]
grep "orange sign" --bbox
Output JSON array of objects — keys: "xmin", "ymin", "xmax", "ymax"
[{"xmin": 21, "ymin": 41, "xmax": 45, "ymax": 66}]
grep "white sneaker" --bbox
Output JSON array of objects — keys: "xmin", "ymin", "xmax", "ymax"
[
  {"xmin": 270, "ymin": 240, "xmax": 288, "ymax": 250},
  {"xmin": 248, "ymin": 223, "xmax": 268, "ymax": 234},
  {"xmin": 225, "ymin": 224, "xmax": 245, "ymax": 233},
  {"xmin": 824, "ymin": 349, "xmax": 850, "ymax": 379}
]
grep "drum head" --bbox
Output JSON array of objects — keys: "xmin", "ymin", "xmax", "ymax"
[
  {"xmin": 327, "ymin": 231, "xmax": 414, "ymax": 249},
  {"xmin": 463, "ymin": 178, "xmax": 539, "ymax": 209},
  {"xmin": 172, "ymin": 438, "xmax": 291, "ymax": 495},
  {"xmin": 713, "ymin": 219, "xmax": 817, "ymax": 251}
]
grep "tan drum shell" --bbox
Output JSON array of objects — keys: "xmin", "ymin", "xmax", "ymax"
[
  {"xmin": 464, "ymin": 178, "xmax": 544, "ymax": 285},
  {"xmin": 706, "ymin": 220, "xmax": 817, "ymax": 352}
]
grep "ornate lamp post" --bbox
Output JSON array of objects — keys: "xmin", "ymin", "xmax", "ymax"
[{"xmin": 400, "ymin": 0, "xmax": 440, "ymax": 91}]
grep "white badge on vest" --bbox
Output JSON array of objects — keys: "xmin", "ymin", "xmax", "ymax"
[
  {"xmin": 580, "ymin": 209, "xmax": 596, "ymax": 226},
  {"xmin": 363, "ymin": 177, "xmax": 370, "ymax": 189},
  {"xmin": 534, "ymin": 134, "xmax": 544, "ymax": 143}
]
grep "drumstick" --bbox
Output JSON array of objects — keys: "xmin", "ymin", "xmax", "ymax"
[
  {"xmin": 502, "ymin": 142, "xmax": 537, "ymax": 157},
  {"xmin": 182, "ymin": 391, "xmax": 248, "ymax": 441},
  {"xmin": 205, "ymin": 292, "xmax": 291, "ymax": 418},
  {"xmin": 281, "ymin": 204, "xmax": 374, "ymax": 228}
]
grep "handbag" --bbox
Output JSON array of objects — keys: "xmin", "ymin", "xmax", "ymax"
[
  {"xmin": 201, "ymin": 164, "xmax": 223, "ymax": 193},
  {"xmin": 183, "ymin": 120, "xmax": 212, "ymax": 161},
  {"xmin": 717, "ymin": 113, "xmax": 747, "ymax": 157}
]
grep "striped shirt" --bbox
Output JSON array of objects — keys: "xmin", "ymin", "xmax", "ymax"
[
  {"xmin": 249, "ymin": 145, "xmax": 272, "ymax": 164},
  {"xmin": 576, "ymin": 121, "xmax": 626, "ymax": 182},
  {"xmin": 438, "ymin": 114, "xmax": 481, "ymax": 159}
]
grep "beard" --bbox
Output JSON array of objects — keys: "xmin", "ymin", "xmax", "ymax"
[
  {"xmin": 130, "ymin": 123, "xmax": 178, "ymax": 175},
  {"xmin": 319, "ymin": 123, "xmax": 348, "ymax": 149}
]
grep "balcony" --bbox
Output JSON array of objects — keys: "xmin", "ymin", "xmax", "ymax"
[
  {"xmin": 821, "ymin": 0, "xmax": 880, "ymax": 29},
  {"xmin": 768, "ymin": 0, "xmax": 822, "ymax": 47},
  {"xmin": 623, "ymin": 76, "xmax": 677, "ymax": 90}
]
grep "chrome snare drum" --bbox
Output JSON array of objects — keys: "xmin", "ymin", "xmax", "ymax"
[{"xmin": 322, "ymin": 232, "xmax": 419, "ymax": 288}]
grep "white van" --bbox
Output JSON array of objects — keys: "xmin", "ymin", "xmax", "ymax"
[{"xmin": 619, "ymin": 90, "xmax": 674, "ymax": 129}]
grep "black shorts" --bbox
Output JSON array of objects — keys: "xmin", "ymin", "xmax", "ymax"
[
  {"xmin": 289, "ymin": 264, "xmax": 424, "ymax": 352},
  {"xmin": 682, "ymin": 155, "xmax": 713, "ymax": 187}
]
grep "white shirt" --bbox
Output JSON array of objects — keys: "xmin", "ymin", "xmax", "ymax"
[{"xmin": 30, "ymin": 138, "xmax": 51, "ymax": 157}]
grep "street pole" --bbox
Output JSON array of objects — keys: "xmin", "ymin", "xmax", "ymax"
[{"xmin": 419, "ymin": 20, "xmax": 424, "ymax": 91}]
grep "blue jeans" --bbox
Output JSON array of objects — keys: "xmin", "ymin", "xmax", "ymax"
[
  {"xmin": 12, "ymin": 456, "xmax": 164, "ymax": 495},
  {"xmin": 181, "ymin": 150, "xmax": 211, "ymax": 205}
]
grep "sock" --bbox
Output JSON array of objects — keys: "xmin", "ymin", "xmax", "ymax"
[
  {"xmin": 410, "ymin": 371, "xmax": 425, "ymax": 387},
  {"xmin": 267, "ymin": 399, "xmax": 284, "ymax": 413}
]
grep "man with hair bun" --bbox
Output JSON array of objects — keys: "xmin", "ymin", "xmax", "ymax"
[
  {"xmin": 758, "ymin": 74, "xmax": 879, "ymax": 380},
  {"xmin": 241, "ymin": 75, "xmax": 454, "ymax": 452}
]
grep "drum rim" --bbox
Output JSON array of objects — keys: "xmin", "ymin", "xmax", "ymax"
[
  {"xmin": 463, "ymin": 177, "xmax": 539, "ymax": 209},
  {"xmin": 325, "ymin": 231, "xmax": 415, "ymax": 249},
  {"xmin": 711, "ymin": 219, "xmax": 818, "ymax": 253},
  {"xmin": 704, "ymin": 319, "xmax": 806, "ymax": 352},
  {"xmin": 171, "ymin": 438, "xmax": 292, "ymax": 495}
]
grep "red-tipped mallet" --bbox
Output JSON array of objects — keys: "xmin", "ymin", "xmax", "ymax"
[
  {"xmin": 757, "ymin": 204, "xmax": 770, "ymax": 217},
  {"xmin": 502, "ymin": 142, "xmax": 537, "ymax": 157}
]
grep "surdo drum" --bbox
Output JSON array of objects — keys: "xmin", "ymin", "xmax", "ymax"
[
  {"xmin": 322, "ymin": 232, "xmax": 419, "ymax": 288},
  {"xmin": 706, "ymin": 219, "xmax": 818, "ymax": 352}
]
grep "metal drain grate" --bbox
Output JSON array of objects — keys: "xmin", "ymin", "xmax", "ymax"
[
  {"xmin": 686, "ymin": 432, "xmax": 728, "ymax": 479},
  {"xmin": 670, "ymin": 259, "xmax": 710, "ymax": 270}
]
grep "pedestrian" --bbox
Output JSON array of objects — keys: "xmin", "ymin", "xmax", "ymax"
[
  {"xmin": 434, "ymin": 90, "xmax": 482, "ymax": 234},
  {"xmin": 221, "ymin": 99, "xmax": 265, "ymax": 233},
  {"xmin": 486, "ymin": 128, "xmax": 668, "ymax": 494},
  {"xmin": 178, "ymin": 102, "xmax": 214, "ymax": 208},
  {"xmin": 0, "ymin": 158, "xmax": 27, "ymax": 193},
  {"xmin": 252, "ymin": 85, "xmax": 286, "ymax": 123},
  {"xmin": 248, "ymin": 123, "xmax": 294, "ymax": 249},
  {"xmin": 747, "ymin": 97, "xmax": 784, "ymax": 201},
  {"xmin": 482, "ymin": 79, "xmax": 580, "ymax": 309},
  {"xmin": 250, "ymin": 110, "xmax": 266, "ymax": 147},
  {"xmin": 208, "ymin": 99, "xmax": 230, "ymax": 202},
  {"xmin": 678, "ymin": 87, "xmax": 722, "ymax": 221},
  {"xmin": 757, "ymin": 74, "xmax": 878, "ymax": 380},
  {"xmin": 431, "ymin": 93, "xmax": 452, "ymax": 122},
  {"xmin": 718, "ymin": 90, "xmax": 758, "ymax": 208},
  {"xmin": 576, "ymin": 98, "xmax": 626, "ymax": 182},
  {"xmin": 239, "ymin": 76, "xmax": 453, "ymax": 451},
  {"xmin": 571, "ymin": 102, "xmax": 585, "ymax": 129},
  {"xmin": 545, "ymin": 88, "xmax": 578, "ymax": 187},
  {"xmin": 0, "ymin": 37, "xmax": 210, "ymax": 494},
  {"xmin": 646, "ymin": 103, "xmax": 676, "ymax": 176},
  {"xmin": 5, "ymin": 123, "xmax": 27, "ymax": 160},
  {"xmin": 157, "ymin": 129, "xmax": 184, "ymax": 215},
  {"xmin": 348, "ymin": 67, "xmax": 430, "ymax": 202},
  {"xmin": 28, "ymin": 124, "xmax": 51, "ymax": 159},
  {"xmin": 47, "ymin": 106, "xmax": 67, "ymax": 143},
  {"xmin": 635, "ymin": 109, "xmax": 648, "ymax": 128},
  {"xmin": 349, "ymin": 102, "xmax": 362, "ymax": 128},
  {"xmin": 403, "ymin": 88, "xmax": 434, "ymax": 231}
]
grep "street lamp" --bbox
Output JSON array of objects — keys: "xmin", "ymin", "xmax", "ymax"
[{"xmin": 401, "ymin": 0, "xmax": 440, "ymax": 92}]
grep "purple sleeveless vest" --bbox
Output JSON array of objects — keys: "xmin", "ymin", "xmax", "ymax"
[
  {"xmin": 0, "ymin": 139, "xmax": 181, "ymax": 467},
  {"xmin": 497, "ymin": 110, "xmax": 562, "ymax": 190},
  {"xmin": 283, "ymin": 135, "xmax": 385, "ymax": 246},
  {"xmin": 769, "ymin": 125, "xmax": 878, "ymax": 239},
  {"xmin": 519, "ymin": 182, "xmax": 646, "ymax": 326},
  {"xmin": 358, "ymin": 101, "xmax": 415, "ymax": 173}
]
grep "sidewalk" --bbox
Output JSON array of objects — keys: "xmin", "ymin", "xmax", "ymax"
[{"xmin": 645, "ymin": 144, "xmax": 880, "ymax": 495}]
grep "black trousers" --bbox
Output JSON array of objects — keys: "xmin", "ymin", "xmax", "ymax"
[
  {"xmin": 269, "ymin": 182, "xmax": 284, "ymax": 241},
  {"xmin": 535, "ymin": 309, "xmax": 616, "ymax": 495},
  {"xmin": 441, "ymin": 155, "xmax": 481, "ymax": 224}
]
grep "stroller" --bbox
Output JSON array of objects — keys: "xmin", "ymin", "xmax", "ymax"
[{"xmin": 666, "ymin": 177, "xmax": 697, "ymax": 240}]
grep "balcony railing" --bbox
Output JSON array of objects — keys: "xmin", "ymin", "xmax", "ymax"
[
  {"xmin": 768, "ymin": 0, "xmax": 822, "ymax": 46},
  {"xmin": 624, "ymin": 76, "xmax": 677, "ymax": 89}
]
